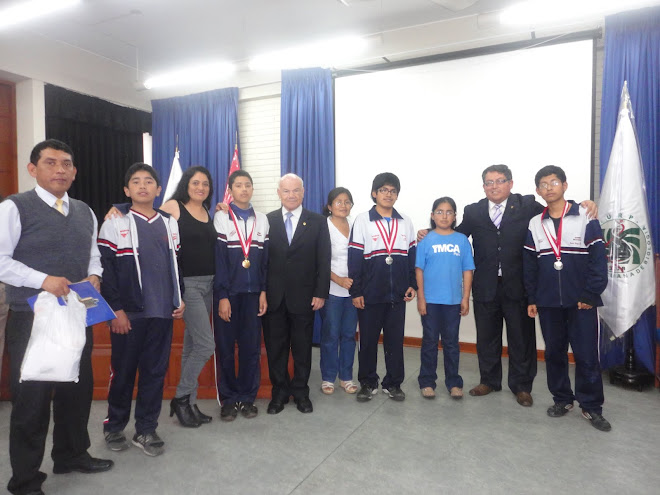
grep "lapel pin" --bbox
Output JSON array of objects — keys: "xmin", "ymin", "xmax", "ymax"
[{"xmin": 303, "ymin": 222, "xmax": 307, "ymax": 226}]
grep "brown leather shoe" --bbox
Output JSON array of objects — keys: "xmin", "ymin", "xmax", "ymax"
[
  {"xmin": 516, "ymin": 391, "xmax": 533, "ymax": 407},
  {"xmin": 469, "ymin": 384, "xmax": 493, "ymax": 396}
]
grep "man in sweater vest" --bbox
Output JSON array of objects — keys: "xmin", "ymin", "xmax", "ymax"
[{"xmin": 0, "ymin": 140, "xmax": 113, "ymax": 495}]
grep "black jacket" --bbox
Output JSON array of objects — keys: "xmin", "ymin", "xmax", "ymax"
[
  {"xmin": 457, "ymin": 193, "xmax": 543, "ymax": 303},
  {"xmin": 266, "ymin": 208, "xmax": 331, "ymax": 314}
]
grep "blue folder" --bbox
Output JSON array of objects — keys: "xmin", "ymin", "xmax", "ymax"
[{"xmin": 28, "ymin": 281, "xmax": 116, "ymax": 326}]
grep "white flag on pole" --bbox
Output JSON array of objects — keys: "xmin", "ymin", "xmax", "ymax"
[
  {"xmin": 598, "ymin": 81, "xmax": 656, "ymax": 338},
  {"xmin": 163, "ymin": 150, "xmax": 183, "ymax": 202}
]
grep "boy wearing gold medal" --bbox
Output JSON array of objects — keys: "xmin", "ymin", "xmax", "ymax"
[
  {"xmin": 523, "ymin": 165, "xmax": 610, "ymax": 431},
  {"xmin": 213, "ymin": 170, "xmax": 269, "ymax": 420}
]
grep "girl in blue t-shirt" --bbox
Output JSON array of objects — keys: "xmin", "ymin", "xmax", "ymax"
[{"xmin": 415, "ymin": 197, "xmax": 475, "ymax": 400}]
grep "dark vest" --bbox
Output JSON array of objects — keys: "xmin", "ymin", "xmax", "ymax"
[{"xmin": 6, "ymin": 189, "xmax": 93, "ymax": 311}]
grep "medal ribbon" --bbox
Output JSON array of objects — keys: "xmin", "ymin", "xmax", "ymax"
[
  {"xmin": 229, "ymin": 207, "xmax": 256, "ymax": 261},
  {"xmin": 375, "ymin": 218, "xmax": 398, "ymax": 258},
  {"xmin": 541, "ymin": 201, "xmax": 570, "ymax": 262}
]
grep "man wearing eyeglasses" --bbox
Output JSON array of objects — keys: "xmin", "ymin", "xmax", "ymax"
[{"xmin": 428, "ymin": 164, "xmax": 596, "ymax": 408}]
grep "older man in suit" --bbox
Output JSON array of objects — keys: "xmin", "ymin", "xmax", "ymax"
[{"xmin": 263, "ymin": 173, "xmax": 331, "ymax": 414}]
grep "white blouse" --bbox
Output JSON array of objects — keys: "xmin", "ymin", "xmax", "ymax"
[{"xmin": 327, "ymin": 216, "xmax": 352, "ymax": 298}]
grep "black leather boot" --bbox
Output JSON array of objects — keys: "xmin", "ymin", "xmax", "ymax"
[
  {"xmin": 192, "ymin": 404, "xmax": 213, "ymax": 423},
  {"xmin": 170, "ymin": 395, "xmax": 201, "ymax": 428}
]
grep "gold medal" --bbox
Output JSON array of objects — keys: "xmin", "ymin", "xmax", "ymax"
[{"xmin": 229, "ymin": 207, "xmax": 256, "ymax": 271}]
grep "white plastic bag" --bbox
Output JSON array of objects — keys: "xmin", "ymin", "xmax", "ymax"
[{"xmin": 20, "ymin": 289, "xmax": 87, "ymax": 383}]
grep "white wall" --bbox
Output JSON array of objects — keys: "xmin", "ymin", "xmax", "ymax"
[{"xmin": 238, "ymin": 84, "xmax": 282, "ymax": 215}]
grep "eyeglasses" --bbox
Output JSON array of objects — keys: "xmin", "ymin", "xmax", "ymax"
[
  {"xmin": 483, "ymin": 178, "xmax": 509, "ymax": 187},
  {"xmin": 377, "ymin": 187, "xmax": 398, "ymax": 196},
  {"xmin": 333, "ymin": 200, "xmax": 353, "ymax": 207},
  {"xmin": 433, "ymin": 210, "xmax": 455, "ymax": 217},
  {"xmin": 538, "ymin": 179, "xmax": 562, "ymax": 190}
]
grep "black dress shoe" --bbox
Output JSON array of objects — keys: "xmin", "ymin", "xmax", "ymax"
[
  {"xmin": 294, "ymin": 397, "xmax": 313, "ymax": 413},
  {"xmin": 53, "ymin": 455, "xmax": 114, "ymax": 474},
  {"xmin": 170, "ymin": 395, "xmax": 202, "ymax": 428},
  {"xmin": 192, "ymin": 404, "xmax": 213, "ymax": 423},
  {"xmin": 267, "ymin": 400, "xmax": 285, "ymax": 415}
]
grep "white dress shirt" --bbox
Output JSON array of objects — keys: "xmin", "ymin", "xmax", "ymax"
[
  {"xmin": 281, "ymin": 204, "xmax": 303, "ymax": 237},
  {"xmin": 488, "ymin": 197, "xmax": 508, "ymax": 222},
  {"xmin": 0, "ymin": 185, "xmax": 102, "ymax": 289}
]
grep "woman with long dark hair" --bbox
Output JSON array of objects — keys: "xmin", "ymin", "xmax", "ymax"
[{"xmin": 164, "ymin": 166, "xmax": 218, "ymax": 426}]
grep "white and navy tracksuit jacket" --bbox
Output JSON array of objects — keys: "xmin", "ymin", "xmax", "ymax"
[
  {"xmin": 97, "ymin": 203, "xmax": 183, "ymax": 313},
  {"xmin": 523, "ymin": 202, "xmax": 607, "ymax": 308},
  {"xmin": 213, "ymin": 204, "xmax": 269, "ymax": 298},
  {"xmin": 348, "ymin": 206, "xmax": 417, "ymax": 303}
]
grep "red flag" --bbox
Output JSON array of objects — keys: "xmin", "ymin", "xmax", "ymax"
[{"xmin": 222, "ymin": 144, "xmax": 241, "ymax": 204}]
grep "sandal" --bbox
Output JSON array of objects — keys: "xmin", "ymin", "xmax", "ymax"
[
  {"xmin": 421, "ymin": 387, "xmax": 436, "ymax": 399},
  {"xmin": 340, "ymin": 380, "xmax": 358, "ymax": 394},
  {"xmin": 450, "ymin": 387, "xmax": 464, "ymax": 399},
  {"xmin": 321, "ymin": 381, "xmax": 335, "ymax": 395}
]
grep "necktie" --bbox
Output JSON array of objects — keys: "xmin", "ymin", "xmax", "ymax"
[
  {"xmin": 285, "ymin": 212, "xmax": 293, "ymax": 245},
  {"xmin": 491, "ymin": 203, "xmax": 502, "ymax": 228},
  {"xmin": 55, "ymin": 198, "xmax": 65, "ymax": 215}
]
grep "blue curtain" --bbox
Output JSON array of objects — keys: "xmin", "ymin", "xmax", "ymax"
[
  {"xmin": 151, "ymin": 87, "xmax": 239, "ymax": 208},
  {"xmin": 281, "ymin": 68, "xmax": 336, "ymax": 344},
  {"xmin": 599, "ymin": 7, "xmax": 660, "ymax": 373},
  {"xmin": 280, "ymin": 68, "xmax": 335, "ymax": 213}
]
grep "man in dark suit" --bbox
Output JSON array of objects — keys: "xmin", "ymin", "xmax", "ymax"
[
  {"xmin": 263, "ymin": 173, "xmax": 331, "ymax": 414},
  {"xmin": 455, "ymin": 164, "xmax": 596, "ymax": 407},
  {"xmin": 457, "ymin": 165, "xmax": 543, "ymax": 407}
]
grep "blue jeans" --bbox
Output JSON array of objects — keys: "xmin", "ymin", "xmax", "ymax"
[
  {"xmin": 418, "ymin": 303, "xmax": 463, "ymax": 392},
  {"xmin": 320, "ymin": 295, "xmax": 358, "ymax": 382}
]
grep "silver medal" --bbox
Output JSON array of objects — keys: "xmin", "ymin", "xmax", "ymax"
[
  {"xmin": 554, "ymin": 260, "xmax": 563, "ymax": 271},
  {"xmin": 385, "ymin": 255, "xmax": 393, "ymax": 265}
]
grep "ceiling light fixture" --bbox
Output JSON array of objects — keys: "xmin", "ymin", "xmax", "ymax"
[
  {"xmin": 248, "ymin": 35, "xmax": 369, "ymax": 71},
  {"xmin": 500, "ymin": 0, "xmax": 657, "ymax": 26},
  {"xmin": 0, "ymin": 0, "xmax": 81, "ymax": 30},
  {"xmin": 143, "ymin": 62, "xmax": 236, "ymax": 90}
]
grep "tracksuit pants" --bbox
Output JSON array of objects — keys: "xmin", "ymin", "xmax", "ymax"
[
  {"xmin": 104, "ymin": 317, "xmax": 173, "ymax": 435},
  {"xmin": 214, "ymin": 293, "xmax": 262, "ymax": 404},
  {"xmin": 538, "ymin": 306, "xmax": 604, "ymax": 413},
  {"xmin": 357, "ymin": 301, "xmax": 406, "ymax": 390}
]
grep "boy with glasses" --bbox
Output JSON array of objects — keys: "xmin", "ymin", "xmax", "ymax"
[
  {"xmin": 523, "ymin": 165, "xmax": 610, "ymax": 431},
  {"xmin": 348, "ymin": 172, "xmax": 417, "ymax": 402}
]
